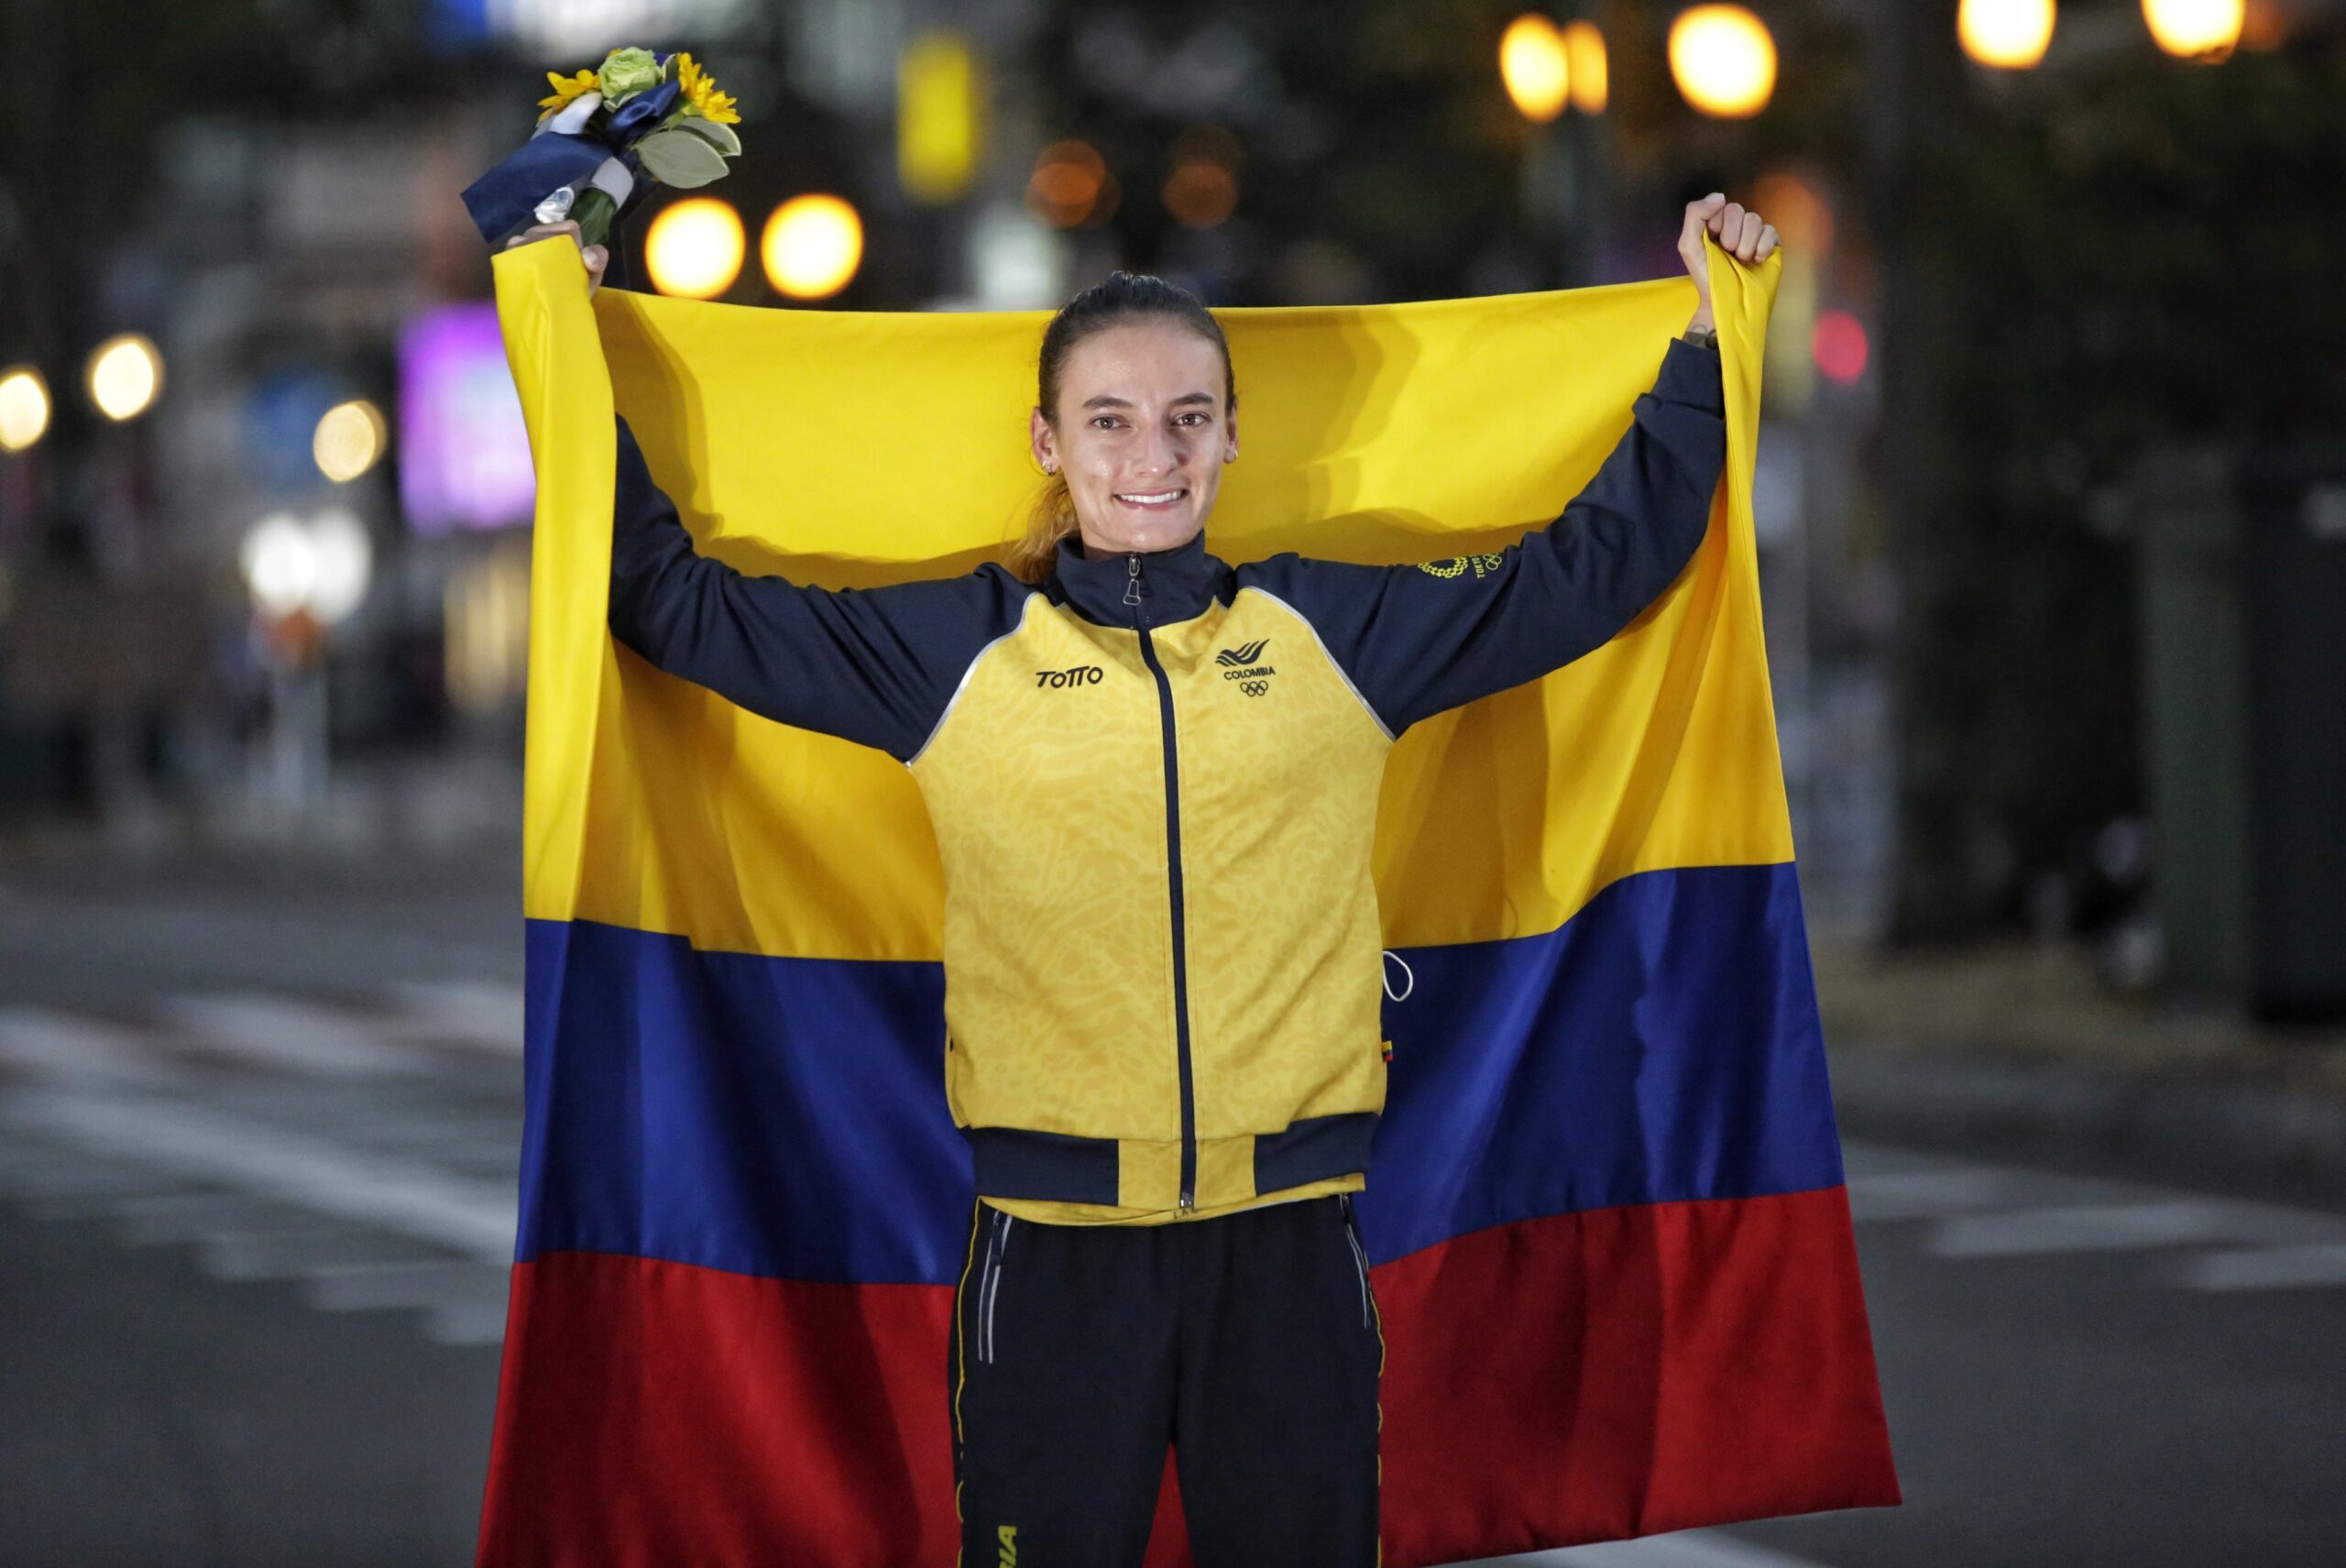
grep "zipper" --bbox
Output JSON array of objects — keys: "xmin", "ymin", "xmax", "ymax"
[
  {"xmin": 1339, "ymin": 1194, "xmax": 1372, "ymax": 1327},
  {"xmin": 978, "ymin": 1208, "xmax": 1012, "ymax": 1364},
  {"xmin": 1129, "ymin": 550, "xmax": 1198, "ymax": 1211}
]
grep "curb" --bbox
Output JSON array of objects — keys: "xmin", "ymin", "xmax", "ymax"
[{"xmin": 1827, "ymin": 1047, "xmax": 2346, "ymax": 1208}]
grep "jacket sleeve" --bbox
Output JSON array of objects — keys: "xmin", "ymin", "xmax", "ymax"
[
  {"xmin": 1241, "ymin": 335, "xmax": 1727, "ymax": 737},
  {"xmin": 605, "ymin": 412, "xmax": 1030, "ymax": 762}
]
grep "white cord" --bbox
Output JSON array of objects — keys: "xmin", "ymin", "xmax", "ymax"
[{"xmin": 1380, "ymin": 949, "xmax": 1415, "ymax": 1003}]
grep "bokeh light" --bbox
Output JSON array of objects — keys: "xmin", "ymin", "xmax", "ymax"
[
  {"xmin": 1814, "ymin": 309, "xmax": 1869, "ymax": 384},
  {"xmin": 0, "ymin": 365, "xmax": 49, "ymax": 452},
  {"xmin": 241, "ymin": 512, "xmax": 315, "ymax": 619},
  {"xmin": 1961, "ymin": 0, "xmax": 2057, "ymax": 68},
  {"xmin": 1669, "ymin": 5, "xmax": 1777, "ymax": 119},
  {"xmin": 898, "ymin": 30, "xmax": 981, "ymax": 203},
  {"xmin": 762, "ymin": 195, "xmax": 865, "ymax": 300},
  {"xmin": 305, "ymin": 507, "xmax": 374, "ymax": 625},
  {"xmin": 2143, "ymin": 0, "xmax": 2243, "ymax": 59},
  {"xmin": 1499, "ymin": 15, "xmax": 1571, "ymax": 123},
  {"xmin": 1027, "ymin": 140, "xmax": 1116, "ymax": 228},
  {"xmin": 1562, "ymin": 20, "xmax": 1609, "ymax": 114},
  {"xmin": 1752, "ymin": 170, "xmax": 1834, "ymax": 255},
  {"xmin": 313, "ymin": 399, "xmax": 388, "ymax": 483},
  {"xmin": 87, "ymin": 333, "xmax": 163, "ymax": 422},
  {"xmin": 646, "ymin": 198, "xmax": 748, "ymax": 300}
]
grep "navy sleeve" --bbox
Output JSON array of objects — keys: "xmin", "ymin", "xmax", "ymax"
[
  {"xmin": 1240, "ymin": 335, "xmax": 1727, "ymax": 736},
  {"xmin": 606, "ymin": 412, "xmax": 1032, "ymax": 762}
]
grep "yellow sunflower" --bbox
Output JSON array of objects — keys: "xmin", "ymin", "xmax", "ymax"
[
  {"xmin": 536, "ymin": 68, "xmax": 598, "ymax": 118},
  {"xmin": 674, "ymin": 52, "xmax": 741, "ymax": 126}
]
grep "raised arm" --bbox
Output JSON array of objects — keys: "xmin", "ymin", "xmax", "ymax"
[
  {"xmin": 1242, "ymin": 334, "xmax": 1727, "ymax": 737},
  {"xmin": 607, "ymin": 412, "xmax": 1032, "ymax": 762}
]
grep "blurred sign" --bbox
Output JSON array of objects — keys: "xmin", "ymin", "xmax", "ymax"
[
  {"xmin": 428, "ymin": 0, "xmax": 750, "ymax": 57},
  {"xmin": 245, "ymin": 367, "xmax": 351, "ymax": 491},
  {"xmin": 397, "ymin": 303, "xmax": 534, "ymax": 534}
]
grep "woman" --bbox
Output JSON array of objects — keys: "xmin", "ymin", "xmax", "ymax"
[{"xmin": 507, "ymin": 192, "xmax": 1779, "ymax": 1568}]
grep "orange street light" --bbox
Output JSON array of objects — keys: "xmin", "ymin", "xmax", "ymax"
[
  {"xmin": 2143, "ymin": 0, "xmax": 2242, "ymax": 59},
  {"xmin": 646, "ymin": 198, "xmax": 747, "ymax": 300},
  {"xmin": 1669, "ymin": 5, "xmax": 1777, "ymax": 119},
  {"xmin": 1960, "ymin": 0, "xmax": 2057, "ymax": 69},
  {"xmin": 762, "ymin": 195, "xmax": 864, "ymax": 300},
  {"xmin": 1500, "ymin": 15, "xmax": 1571, "ymax": 123},
  {"xmin": 1562, "ymin": 21, "xmax": 1609, "ymax": 114}
]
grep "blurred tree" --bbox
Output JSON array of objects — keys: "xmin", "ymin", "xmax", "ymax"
[{"xmin": 1876, "ymin": 26, "xmax": 2346, "ymax": 942}]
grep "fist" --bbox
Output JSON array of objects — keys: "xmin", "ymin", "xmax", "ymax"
[
  {"xmin": 1679, "ymin": 193, "xmax": 1779, "ymax": 323},
  {"xmin": 503, "ymin": 218, "xmax": 608, "ymax": 296}
]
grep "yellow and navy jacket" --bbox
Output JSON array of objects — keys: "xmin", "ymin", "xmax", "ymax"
[{"xmin": 608, "ymin": 334, "xmax": 1726, "ymax": 1225}]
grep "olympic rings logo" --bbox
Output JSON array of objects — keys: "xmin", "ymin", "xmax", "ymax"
[{"xmin": 1239, "ymin": 678, "xmax": 1269, "ymax": 697}]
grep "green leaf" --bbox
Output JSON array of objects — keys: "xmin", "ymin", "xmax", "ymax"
[
  {"xmin": 675, "ymin": 115, "xmax": 741, "ymax": 157},
  {"xmin": 634, "ymin": 128, "xmax": 731, "ymax": 189}
]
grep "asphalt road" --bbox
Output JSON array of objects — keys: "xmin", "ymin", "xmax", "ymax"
[{"xmin": 3, "ymin": 849, "xmax": 2341, "ymax": 1567}]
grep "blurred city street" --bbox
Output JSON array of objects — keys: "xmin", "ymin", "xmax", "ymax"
[
  {"xmin": 5, "ymin": 0, "xmax": 2342, "ymax": 1563},
  {"xmin": 5, "ymin": 827, "xmax": 2341, "ymax": 1566}
]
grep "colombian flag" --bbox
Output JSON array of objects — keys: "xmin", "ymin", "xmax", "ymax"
[{"xmin": 475, "ymin": 236, "xmax": 1898, "ymax": 1565}]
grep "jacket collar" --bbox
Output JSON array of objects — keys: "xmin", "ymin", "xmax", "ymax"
[{"xmin": 1048, "ymin": 528, "xmax": 1228, "ymax": 628}]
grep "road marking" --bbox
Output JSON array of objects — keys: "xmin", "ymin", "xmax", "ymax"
[
  {"xmin": 159, "ymin": 992, "xmax": 437, "ymax": 1077},
  {"xmin": 384, "ymin": 981, "xmax": 525, "ymax": 1057},
  {"xmin": 304, "ymin": 1259, "xmax": 512, "ymax": 1346},
  {"xmin": 1, "ymin": 1089, "xmax": 515, "ymax": 1260},
  {"xmin": 1847, "ymin": 1167, "xmax": 2014, "ymax": 1221},
  {"xmin": 0, "ymin": 1006, "xmax": 181, "ymax": 1086},
  {"xmin": 1930, "ymin": 1201, "xmax": 2239, "ymax": 1257},
  {"xmin": 2179, "ymin": 1244, "xmax": 2346, "ymax": 1292},
  {"xmin": 1458, "ymin": 1528, "xmax": 1835, "ymax": 1566}
]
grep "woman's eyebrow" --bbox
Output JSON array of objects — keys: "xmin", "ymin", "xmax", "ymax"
[{"xmin": 1080, "ymin": 391, "xmax": 1216, "ymax": 410}]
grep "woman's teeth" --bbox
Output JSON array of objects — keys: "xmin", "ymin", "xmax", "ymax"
[{"xmin": 1115, "ymin": 489, "xmax": 1185, "ymax": 507}]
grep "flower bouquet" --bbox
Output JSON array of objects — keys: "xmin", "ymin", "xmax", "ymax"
[{"xmin": 461, "ymin": 47, "xmax": 742, "ymax": 252}]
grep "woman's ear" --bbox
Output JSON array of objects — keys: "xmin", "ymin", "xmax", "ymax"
[
  {"xmin": 1223, "ymin": 405, "xmax": 1239, "ymax": 464},
  {"xmin": 1029, "ymin": 406, "xmax": 1058, "ymax": 474}
]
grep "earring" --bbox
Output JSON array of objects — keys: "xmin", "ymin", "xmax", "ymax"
[{"xmin": 1043, "ymin": 462, "xmax": 1058, "ymax": 475}]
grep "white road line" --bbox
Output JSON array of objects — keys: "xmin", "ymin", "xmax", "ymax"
[
  {"xmin": 1458, "ymin": 1528, "xmax": 1835, "ymax": 1566},
  {"xmin": 304, "ymin": 1260, "xmax": 512, "ymax": 1346},
  {"xmin": 0, "ymin": 1089, "xmax": 515, "ymax": 1261},
  {"xmin": 1847, "ymin": 1167, "xmax": 2015, "ymax": 1221},
  {"xmin": 383, "ymin": 981, "xmax": 525, "ymax": 1057},
  {"xmin": 2179, "ymin": 1244, "xmax": 2346, "ymax": 1292},
  {"xmin": 1930, "ymin": 1201, "xmax": 2241, "ymax": 1257},
  {"xmin": 159, "ymin": 992, "xmax": 436, "ymax": 1077},
  {"xmin": 0, "ymin": 1006, "xmax": 181, "ymax": 1085}
]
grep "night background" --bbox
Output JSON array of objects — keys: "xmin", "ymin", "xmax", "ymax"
[{"xmin": 1, "ymin": 2, "xmax": 2341, "ymax": 1564}]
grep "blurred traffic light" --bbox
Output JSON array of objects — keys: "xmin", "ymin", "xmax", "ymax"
[
  {"xmin": 647, "ymin": 198, "xmax": 747, "ymax": 300},
  {"xmin": 762, "ymin": 195, "xmax": 864, "ymax": 300},
  {"xmin": 1669, "ymin": 5, "xmax": 1777, "ymax": 119}
]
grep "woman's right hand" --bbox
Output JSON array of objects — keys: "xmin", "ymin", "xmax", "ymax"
[{"xmin": 503, "ymin": 217, "xmax": 608, "ymax": 296}]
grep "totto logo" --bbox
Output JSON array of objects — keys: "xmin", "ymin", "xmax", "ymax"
[{"xmin": 1034, "ymin": 665, "xmax": 1104, "ymax": 689}]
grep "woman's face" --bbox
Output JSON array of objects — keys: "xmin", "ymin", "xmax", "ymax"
[{"xmin": 1030, "ymin": 320, "xmax": 1237, "ymax": 558}]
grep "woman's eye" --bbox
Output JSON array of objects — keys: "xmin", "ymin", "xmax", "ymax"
[{"xmin": 1091, "ymin": 416, "xmax": 1120, "ymax": 430}]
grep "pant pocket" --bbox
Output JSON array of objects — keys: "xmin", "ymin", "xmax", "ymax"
[
  {"xmin": 1336, "ymin": 1194, "xmax": 1373, "ymax": 1329},
  {"xmin": 977, "ymin": 1207, "xmax": 1014, "ymax": 1365}
]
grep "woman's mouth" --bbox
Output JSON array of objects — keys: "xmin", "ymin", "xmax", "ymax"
[{"xmin": 1113, "ymin": 488, "xmax": 1188, "ymax": 512}]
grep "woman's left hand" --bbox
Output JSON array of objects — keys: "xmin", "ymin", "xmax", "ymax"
[{"xmin": 1680, "ymin": 193, "xmax": 1780, "ymax": 334}]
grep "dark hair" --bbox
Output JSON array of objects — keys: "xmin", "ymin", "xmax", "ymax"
[{"xmin": 1009, "ymin": 271, "xmax": 1237, "ymax": 581}]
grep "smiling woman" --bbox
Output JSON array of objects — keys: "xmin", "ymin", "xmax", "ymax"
[
  {"xmin": 1010, "ymin": 270, "xmax": 1241, "ymax": 576},
  {"xmin": 590, "ymin": 194, "xmax": 1774, "ymax": 1567}
]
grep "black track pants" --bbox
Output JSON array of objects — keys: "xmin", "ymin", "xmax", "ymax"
[{"xmin": 948, "ymin": 1192, "xmax": 1384, "ymax": 1567}]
